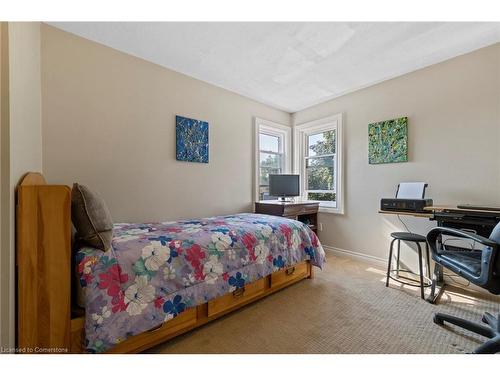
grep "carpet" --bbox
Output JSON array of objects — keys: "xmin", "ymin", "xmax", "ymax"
[{"xmin": 147, "ymin": 252, "xmax": 499, "ymax": 354}]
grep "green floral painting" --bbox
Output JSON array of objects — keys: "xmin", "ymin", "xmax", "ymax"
[{"xmin": 368, "ymin": 117, "xmax": 408, "ymax": 164}]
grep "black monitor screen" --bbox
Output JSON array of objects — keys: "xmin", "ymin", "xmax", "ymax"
[{"xmin": 269, "ymin": 174, "xmax": 300, "ymax": 197}]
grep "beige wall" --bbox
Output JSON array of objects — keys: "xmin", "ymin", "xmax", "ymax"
[
  {"xmin": 41, "ymin": 24, "xmax": 291, "ymax": 223},
  {"xmin": 0, "ymin": 22, "xmax": 42, "ymax": 349},
  {"xmin": 293, "ymin": 43, "xmax": 500, "ymax": 263},
  {"xmin": 0, "ymin": 21, "xmax": 7, "ymax": 350}
]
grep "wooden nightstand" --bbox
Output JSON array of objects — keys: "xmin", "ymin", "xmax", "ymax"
[{"xmin": 254, "ymin": 201, "xmax": 320, "ymax": 233}]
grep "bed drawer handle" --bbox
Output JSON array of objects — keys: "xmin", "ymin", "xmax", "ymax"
[
  {"xmin": 233, "ymin": 287, "xmax": 246, "ymax": 298},
  {"xmin": 285, "ymin": 267, "xmax": 296, "ymax": 276},
  {"xmin": 146, "ymin": 323, "xmax": 164, "ymax": 333}
]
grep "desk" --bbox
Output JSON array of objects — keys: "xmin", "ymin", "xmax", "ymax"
[
  {"xmin": 426, "ymin": 205, "xmax": 500, "ymax": 238},
  {"xmin": 379, "ymin": 206, "xmax": 500, "ymax": 237},
  {"xmin": 378, "ymin": 209, "xmax": 432, "ymax": 218},
  {"xmin": 425, "ymin": 205, "xmax": 500, "ymax": 215},
  {"xmin": 255, "ymin": 200, "xmax": 319, "ymax": 233},
  {"xmin": 379, "ymin": 205, "xmax": 500, "ymax": 303}
]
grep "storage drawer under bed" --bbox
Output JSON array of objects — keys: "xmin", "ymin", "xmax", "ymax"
[
  {"xmin": 271, "ymin": 261, "xmax": 309, "ymax": 289},
  {"xmin": 207, "ymin": 277, "xmax": 267, "ymax": 317}
]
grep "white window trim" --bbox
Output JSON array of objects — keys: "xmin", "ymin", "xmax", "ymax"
[
  {"xmin": 254, "ymin": 118, "xmax": 292, "ymax": 202},
  {"xmin": 294, "ymin": 113, "xmax": 344, "ymax": 214}
]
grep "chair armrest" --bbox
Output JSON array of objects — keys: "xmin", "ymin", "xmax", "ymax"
[{"xmin": 426, "ymin": 227, "xmax": 497, "ymax": 249}]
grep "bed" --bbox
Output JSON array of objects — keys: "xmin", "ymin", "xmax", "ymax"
[{"xmin": 16, "ymin": 173, "xmax": 325, "ymax": 353}]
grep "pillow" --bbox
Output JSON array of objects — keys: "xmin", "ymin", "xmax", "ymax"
[{"xmin": 71, "ymin": 183, "xmax": 113, "ymax": 251}]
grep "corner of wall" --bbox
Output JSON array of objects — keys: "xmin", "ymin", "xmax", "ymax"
[
  {"xmin": 0, "ymin": 21, "xmax": 42, "ymax": 350},
  {"xmin": 0, "ymin": 20, "xmax": 11, "ymax": 351}
]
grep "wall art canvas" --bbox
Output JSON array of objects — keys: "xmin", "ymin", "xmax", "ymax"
[
  {"xmin": 176, "ymin": 115, "xmax": 209, "ymax": 163},
  {"xmin": 368, "ymin": 116, "xmax": 408, "ymax": 164}
]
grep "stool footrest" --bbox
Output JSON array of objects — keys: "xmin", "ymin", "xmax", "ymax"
[{"xmin": 388, "ymin": 269, "xmax": 432, "ymax": 288}]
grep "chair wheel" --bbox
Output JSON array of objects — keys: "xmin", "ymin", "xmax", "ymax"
[{"xmin": 433, "ymin": 315, "xmax": 444, "ymax": 326}]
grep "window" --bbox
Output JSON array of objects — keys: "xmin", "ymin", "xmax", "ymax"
[
  {"xmin": 294, "ymin": 114, "xmax": 343, "ymax": 213},
  {"xmin": 254, "ymin": 118, "xmax": 291, "ymax": 201},
  {"xmin": 259, "ymin": 133, "xmax": 282, "ymax": 195}
]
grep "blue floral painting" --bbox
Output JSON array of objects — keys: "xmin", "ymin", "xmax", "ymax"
[{"xmin": 176, "ymin": 115, "xmax": 209, "ymax": 163}]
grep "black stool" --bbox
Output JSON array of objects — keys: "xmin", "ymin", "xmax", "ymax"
[{"xmin": 385, "ymin": 232, "xmax": 432, "ymax": 299}]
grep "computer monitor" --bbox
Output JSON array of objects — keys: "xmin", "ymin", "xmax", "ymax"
[{"xmin": 269, "ymin": 174, "xmax": 300, "ymax": 201}]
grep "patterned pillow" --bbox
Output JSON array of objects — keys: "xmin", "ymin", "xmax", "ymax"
[{"xmin": 71, "ymin": 183, "xmax": 113, "ymax": 251}]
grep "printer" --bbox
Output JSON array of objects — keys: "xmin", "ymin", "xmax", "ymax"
[{"xmin": 380, "ymin": 182, "xmax": 433, "ymax": 213}]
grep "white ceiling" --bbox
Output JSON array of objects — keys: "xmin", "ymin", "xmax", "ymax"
[{"xmin": 48, "ymin": 22, "xmax": 500, "ymax": 112}]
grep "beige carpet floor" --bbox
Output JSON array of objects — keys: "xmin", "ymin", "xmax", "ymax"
[{"xmin": 147, "ymin": 252, "xmax": 499, "ymax": 354}]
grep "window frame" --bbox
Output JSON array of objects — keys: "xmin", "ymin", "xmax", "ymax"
[
  {"xmin": 254, "ymin": 118, "xmax": 291, "ymax": 202},
  {"xmin": 294, "ymin": 113, "xmax": 344, "ymax": 214}
]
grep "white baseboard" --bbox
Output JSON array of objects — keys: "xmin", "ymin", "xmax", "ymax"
[{"xmin": 322, "ymin": 245, "xmax": 387, "ymax": 267}]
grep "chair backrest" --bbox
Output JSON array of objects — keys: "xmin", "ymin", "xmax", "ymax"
[
  {"xmin": 489, "ymin": 221, "xmax": 500, "ymax": 244},
  {"xmin": 488, "ymin": 222, "xmax": 500, "ymax": 292}
]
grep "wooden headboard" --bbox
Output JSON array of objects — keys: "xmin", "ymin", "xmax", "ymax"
[{"xmin": 16, "ymin": 172, "xmax": 72, "ymax": 351}]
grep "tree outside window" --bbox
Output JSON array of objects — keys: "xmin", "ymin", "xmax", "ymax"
[
  {"xmin": 306, "ymin": 130, "xmax": 336, "ymax": 206},
  {"xmin": 259, "ymin": 133, "xmax": 282, "ymax": 200}
]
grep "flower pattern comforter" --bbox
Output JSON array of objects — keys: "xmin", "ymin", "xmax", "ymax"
[{"xmin": 76, "ymin": 213, "xmax": 325, "ymax": 352}]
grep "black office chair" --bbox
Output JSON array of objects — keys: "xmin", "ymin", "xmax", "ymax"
[{"xmin": 426, "ymin": 222, "xmax": 500, "ymax": 354}]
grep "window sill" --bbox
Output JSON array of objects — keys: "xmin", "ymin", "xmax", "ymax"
[{"xmin": 318, "ymin": 206, "xmax": 344, "ymax": 215}]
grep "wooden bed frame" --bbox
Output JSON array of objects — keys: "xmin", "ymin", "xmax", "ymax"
[{"xmin": 16, "ymin": 172, "xmax": 314, "ymax": 353}]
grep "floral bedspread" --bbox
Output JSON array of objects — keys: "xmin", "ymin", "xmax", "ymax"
[{"xmin": 76, "ymin": 213, "xmax": 325, "ymax": 352}]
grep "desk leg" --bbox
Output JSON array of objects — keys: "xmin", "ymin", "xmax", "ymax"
[
  {"xmin": 437, "ymin": 263, "xmax": 444, "ymax": 283},
  {"xmin": 426, "ymin": 229, "xmax": 446, "ymax": 303},
  {"xmin": 427, "ymin": 263, "xmax": 445, "ymax": 304},
  {"xmin": 436, "ymin": 233, "xmax": 444, "ymax": 283}
]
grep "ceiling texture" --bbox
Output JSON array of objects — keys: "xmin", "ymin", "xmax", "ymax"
[{"xmin": 49, "ymin": 22, "xmax": 500, "ymax": 112}]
